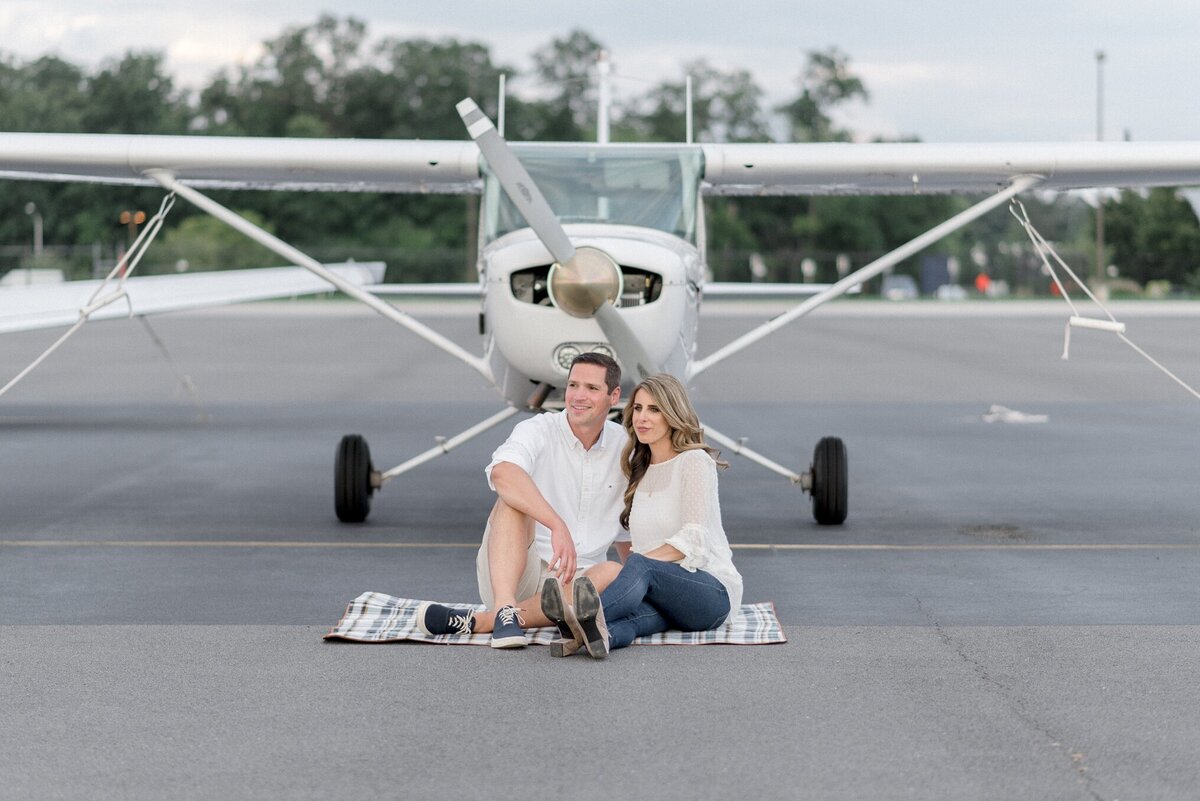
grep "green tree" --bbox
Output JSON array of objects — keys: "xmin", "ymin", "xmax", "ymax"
[
  {"xmin": 621, "ymin": 59, "xmax": 769, "ymax": 143},
  {"xmin": 0, "ymin": 55, "xmax": 89, "ymax": 132},
  {"xmin": 82, "ymin": 52, "xmax": 188, "ymax": 134},
  {"xmin": 1103, "ymin": 188, "xmax": 1200, "ymax": 287},
  {"xmin": 149, "ymin": 211, "xmax": 279, "ymax": 273},
  {"xmin": 341, "ymin": 36, "xmax": 509, "ymax": 138},
  {"xmin": 512, "ymin": 29, "xmax": 606, "ymax": 141},
  {"xmin": 777, "ymin": 48, "xmax": 868, "ymax": 143},
  {"xmin": 197, "ymin": 14, "xmax": 369, "ymax": 137}
]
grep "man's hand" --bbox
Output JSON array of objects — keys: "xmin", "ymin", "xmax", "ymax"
[{"xmin": 548, "ymin": 523, "xmax": 578, "ymax": 585}]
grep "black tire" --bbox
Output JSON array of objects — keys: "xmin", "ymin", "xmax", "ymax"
[
  {"xmin": 811, "ymin": 436, "xmax": 848, "ymax": 525},
  {"xmin": 335, "ymin": 434, "xmax": 373, "ymax": 523}
]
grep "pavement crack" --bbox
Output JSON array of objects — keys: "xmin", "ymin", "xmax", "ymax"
[{"xmin": 912, "ymin": 595, "xmax": 1109, "ymax": 801}]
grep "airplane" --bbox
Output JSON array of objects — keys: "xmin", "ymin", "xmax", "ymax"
[{"xmin": 3, "ymin": 76, "xmax": 1200, "ymax": 529}]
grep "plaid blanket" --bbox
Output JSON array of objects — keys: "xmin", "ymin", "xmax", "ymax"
[{"xmin": 325, "ymin": 592, "xmax": 786, "ymax": 646}]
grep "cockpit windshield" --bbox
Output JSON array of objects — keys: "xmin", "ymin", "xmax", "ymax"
[{"xmin": 482, "ymin": 144, "xmax": 703, "ymax": 245}]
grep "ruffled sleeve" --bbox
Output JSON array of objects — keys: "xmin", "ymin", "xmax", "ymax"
[
  {"xmin": 663, "ymin": 450, "xmax": 721, "ymax": 572},
  {"xmin": 666, "ymin": 523, "xmax": 708, "ymax": 571}
]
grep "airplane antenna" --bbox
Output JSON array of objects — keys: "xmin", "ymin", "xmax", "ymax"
[
  {"xmin": 685, "ymin": 74, "xmax": 694, "ymax": 144},
  {"xmin": 597, "ymin": 50, "xmax": 611, "ymax": 144},
  {"xmin": 498, "ymin": 73, "xmax": 506, "ymax": 138}
]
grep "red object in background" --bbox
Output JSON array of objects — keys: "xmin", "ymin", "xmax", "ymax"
[{"xmin": 974, "ymin": 272, "xmax": 992, "ymax": 294}]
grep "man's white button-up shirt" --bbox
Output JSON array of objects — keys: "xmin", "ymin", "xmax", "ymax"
[{"xmin": 485, "ymin": 411, "xmax": 629, "ymax": 569}]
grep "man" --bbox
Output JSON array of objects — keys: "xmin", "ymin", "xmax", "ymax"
[{"xmin": 418, "ymin": 352, "xmax": 630, "ymax": 647}]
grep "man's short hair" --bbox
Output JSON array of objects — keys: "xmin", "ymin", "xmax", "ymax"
[{"xmin": 569, "ymin": 352, "xmax": 621, "ymax": 393}]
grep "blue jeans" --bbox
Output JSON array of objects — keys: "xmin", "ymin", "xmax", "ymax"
[{"xmin": 600, "ymin": 553, "xmax": 730, "ymax": 650}]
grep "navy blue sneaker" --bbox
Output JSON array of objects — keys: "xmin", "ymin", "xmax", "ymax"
[
  {"xmin": 415, "ymin": 602, "xmax": 476, "ymax": 637},
  {"xmin": 490, "ymin": 605, "xmax": 526, "ymax": 649}
]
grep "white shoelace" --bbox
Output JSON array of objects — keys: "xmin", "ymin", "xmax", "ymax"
[
  {"xmin": 449, "ymin": 612, "xmax": 474, "ymax": 635},
  {"xmin": 496, "ymin": 606, "xmax": 525, "ymax": 628}
]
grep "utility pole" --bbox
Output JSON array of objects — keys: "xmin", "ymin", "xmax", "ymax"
[
  {"xmin": 1095, "ymin": 50, "xmax": 1106, "ymax": 285},
  {"xmin": 23, "ymin": 202, "xmax": 43, "ymax": 285}
]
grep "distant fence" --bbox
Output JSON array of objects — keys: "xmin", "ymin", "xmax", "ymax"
[
  {"xmin": 0, "ymin": 244, "xmax": 477, "ymax": 285},
  {"xmin": 0, "ymin": 242, "xmax": 1101, "ymax": 296}
]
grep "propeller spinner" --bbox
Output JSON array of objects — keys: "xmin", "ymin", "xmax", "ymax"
[
  {"xmin": 456, "ymin": 98, "xmax": 660, "ymax": 382},
  {"xmin": 547, "ymin": 246, "xmax": 622, "ymax": 318}
]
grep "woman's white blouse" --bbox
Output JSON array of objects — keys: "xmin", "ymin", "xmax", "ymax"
[{"xmin": 627, "ymin": 448, "xmax": 743, "ymax": 617}]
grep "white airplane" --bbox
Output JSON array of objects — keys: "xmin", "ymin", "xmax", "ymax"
[{"xmin": 3, "ymin": 88, "xmax": 1200, "ymax": 528}]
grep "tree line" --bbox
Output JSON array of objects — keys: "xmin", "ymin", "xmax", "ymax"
[{"xmin": 1, "ymin": 15, "xmax": 1197, "ymax": 293}]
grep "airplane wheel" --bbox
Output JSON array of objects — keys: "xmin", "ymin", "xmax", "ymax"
[
  {"xmin": 335, "ymin": 434, "xmax": 374, "ymax": 523},
  {"xmin": 811, "ymin": 436, "xmax": 847, "ymax": 525}
]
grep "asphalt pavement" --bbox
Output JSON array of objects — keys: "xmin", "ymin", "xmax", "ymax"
[{"xmin": 2, "ymin": 299, "xmax": 1199, "ymax": 800}]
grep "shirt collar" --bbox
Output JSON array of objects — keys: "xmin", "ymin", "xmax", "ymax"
[{"xmin": 557, "ymin": 410, "xmax": 611, "ymax": 451}]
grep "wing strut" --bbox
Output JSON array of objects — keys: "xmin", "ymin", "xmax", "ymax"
[
  {"xmin": 374, "ymin": 406, "xmax": 522, "ymax": 487},
  {"xmin": 702, "ymin": 422, "xmax": 804, "ymax": 486},
  {"xmin": 0, "ymin": 192, "xmax": 176, "ymax": 399},
  {"xmin": 688, "ymin": 175, "xmax": 1044, "ymax": 380},
  {"xmin": 146, "ymin": 170, "xmax": 493, "ymax": 384},
  {"xmin": 1010, "ymin": 198, "xmax": 1200, "ymax": 403}
]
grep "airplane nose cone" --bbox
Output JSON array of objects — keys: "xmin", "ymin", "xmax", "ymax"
[{"xmin": 548, "ymin": 246, "xmax": 622, "ymax": 318}]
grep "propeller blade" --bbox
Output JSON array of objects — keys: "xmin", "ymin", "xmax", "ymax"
[
  {"xmin": 594, "ymin": 301, "xmax": 661, "ymax": 382},
  {"xmin": 456, "ymin": 98, "xmax": 661, "ymax": 383},
  {"xmin": 456, "ymin": 98, "xmax": 575, "ymax": 266}
]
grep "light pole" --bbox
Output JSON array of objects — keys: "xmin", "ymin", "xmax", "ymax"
[
  {"xmin": 1095, "ymin": 50, "xmax": 1106, "ymax": 286},
  {"xmin": 23, "ymin": 202, "xmax": 43, "ymax": 285},
  {"xmin": 24, "ymin": 201, "xmax": 43, "ymax": 256}
]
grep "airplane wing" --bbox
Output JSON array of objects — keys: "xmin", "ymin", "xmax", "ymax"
[
  {"xmin": 702, "ymin": 282, "xmax": 860, "ymax": 299},
  {"xmin": 368, "ymin": 283, "xmax": 482, "ymax": 297},
  {"xmin": 0, "ymin": 262, "xmax": 384, "ymax": 334},
  {"xmin": 0, "ymin": 133, "xmax": 480, "ymax": 193},
  {"xmin": 3, "ymin": 133, "xmax": 1200, "ymax": 195},
  {"xmin": 699, "ymin": 141, "xmax": 1200, "ymax": 195}
]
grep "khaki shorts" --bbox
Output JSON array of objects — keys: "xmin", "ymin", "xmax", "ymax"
[{"xmin": 475, "ymin": 516, "xmax": 549, "ymax": 609}]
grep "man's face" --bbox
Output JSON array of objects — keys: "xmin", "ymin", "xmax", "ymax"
[{"xmin": 564, "ymin": 363, "xmax": 619, "ymax": 430}]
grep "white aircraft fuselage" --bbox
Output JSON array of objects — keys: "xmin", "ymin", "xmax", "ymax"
[
  {"xmin": 481, "ymin": 224, "xmax": 701, "ymax": 404},
  {"xmin": 476, "ymin": 142, "xmax": 706, "ymax": 405}
]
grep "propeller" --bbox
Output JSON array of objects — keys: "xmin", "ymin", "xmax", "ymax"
[{"xmin": 456, "ymin": 98, "xmax": 660, "ymax": 382}]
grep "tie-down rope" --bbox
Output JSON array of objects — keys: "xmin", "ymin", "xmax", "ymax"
[
  {"xmin": 0, "ymin": 192, "xmax": 176, "ymax": 399},
  {"xmin": 1009, "ymin": 198, "xmax": 1200, "ymax": 402}
]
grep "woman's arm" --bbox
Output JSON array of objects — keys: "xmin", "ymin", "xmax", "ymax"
[
  {"xmin": 663, "ymin": 451, "xmax": 720, "ymax": 570},
  {"xmin": 642, "ymin": 542, "xmax": 685, "ymax": 562}
]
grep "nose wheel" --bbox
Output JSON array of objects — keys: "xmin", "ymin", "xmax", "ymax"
[
  {"xmin": 810, "ymin": 436, "xmax": 847, "ymax": 525},
  {"xmin": 335, "ymin": 434, "xmax": 375, "ymax": 523}
]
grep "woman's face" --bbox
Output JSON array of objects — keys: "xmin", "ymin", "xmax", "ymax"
[{"xmin": 630, "ymin": 388, "xmax": 672, "ymax": 450}]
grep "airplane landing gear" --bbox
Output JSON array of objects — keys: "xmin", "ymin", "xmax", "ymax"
[
  {"xmin": 810, "ymin": 436, "xmax": 847, "ymax": 525},
  {"xmin": 332, "ymin": 407, "xmax": 520, "ymax": 525},
  {"xmin": 335, "ymin": 434, "xmax": 375, "ymax": 523}
]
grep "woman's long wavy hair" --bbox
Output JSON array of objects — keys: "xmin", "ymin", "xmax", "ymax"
[{"xmin": 619, "ymin": 374, "xmax": 726, "ymax": 530}]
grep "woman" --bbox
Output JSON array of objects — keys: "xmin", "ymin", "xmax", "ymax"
[{"xmin": 541, "ymin": 373, "xmax": 742, "ymax": 658}]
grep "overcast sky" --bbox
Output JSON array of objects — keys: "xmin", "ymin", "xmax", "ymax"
[{"xmin": 3, "ymin": 0, "xmax": 1198, "ymax": 143}]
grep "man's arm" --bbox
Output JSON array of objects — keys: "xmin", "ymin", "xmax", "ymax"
[{"xmin": 490, "ymin": 461, "xmax": 577, "ymax": 583}]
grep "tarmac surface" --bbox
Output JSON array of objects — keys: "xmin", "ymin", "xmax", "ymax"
[{"xmin": 2, "ymin": 298, "xmax": 1199, "ymax": 800}]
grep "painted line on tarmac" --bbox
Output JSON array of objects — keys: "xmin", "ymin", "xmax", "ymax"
[
  {"xmin": 4, "ymin": 540, "xmax": 1200, "ymax": 551},
  {"xmin": 732, "ymin": 543, "xmax": 1200, "ymax": 551},
  {"xmin": 0, "ymin": 540, "xmax": 480, "ymax": 548}
]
